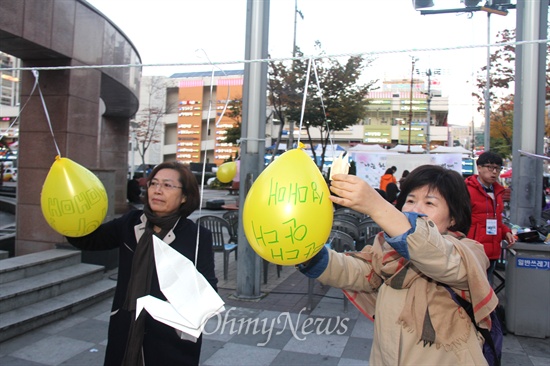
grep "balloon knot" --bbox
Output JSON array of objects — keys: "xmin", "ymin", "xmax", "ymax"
[
  {"xmin": 298, "ymin": 142, "xmax": 305, "ymax": 150},
  {"xmin": 54, "ymin": 155, "xmax": 61, "ymax": 161}
]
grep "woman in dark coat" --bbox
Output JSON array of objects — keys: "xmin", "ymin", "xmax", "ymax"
[{"xmin": 67, "ymin": 162, "xmax": 217, "ymax": 366}]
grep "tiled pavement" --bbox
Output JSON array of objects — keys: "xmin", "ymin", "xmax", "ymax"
[{"xmin": 0, "ymin": 189, "xmax": 549, "ymax": 365}]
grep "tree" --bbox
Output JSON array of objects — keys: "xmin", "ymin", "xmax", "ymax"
[
  {"xmin": 473, "ymin": 28, "xmax": 550, "ymax": 156},
  {"xmin": 222, "ymin": 98, "xmax": 242, "ymax": 146},
  {"xmin": 269, "ymin": 44, "xmax": 376, "ymax": 169},
  {"xmin": 489, "ymin": 95, "xmax": 514, "ymax": 157},
  {"xmin": 131, "ymin": 76, "xmax": 175, "ymax": 173}
]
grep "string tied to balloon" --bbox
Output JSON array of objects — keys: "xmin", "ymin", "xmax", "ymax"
[{"xmin": 32, "ymin": 70, "xmax": 62, "ymax": 158}]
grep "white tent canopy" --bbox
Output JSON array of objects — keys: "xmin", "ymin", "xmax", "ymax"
[
  {"xmin": 348, "ymin": 144, "xmax": 386, "ymax": 152},
  {"xmin": 388, "ymin": 144, "xmax": 425, "ymax": 153},
  {"xmin": 314, "ymin": 144, "xmax": 346, "ymax": 154},
  {"xmin": 430, "ymin": 146, "xmax": 471, "ymax": 155}
]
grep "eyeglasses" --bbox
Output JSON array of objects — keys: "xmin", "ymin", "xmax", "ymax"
[
  {"xmin": 147, "ymin": 180, "xmax": 183, "ymax": 191},
  {"xmin": 480, "ymin": 164, "xmax": 504, "ymax": 173}
]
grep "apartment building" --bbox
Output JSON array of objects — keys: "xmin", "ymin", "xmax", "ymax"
[
  {"xmin": 131, "ymin": 72, "xmax": 469, "ymax": 170},
  {"xmin": 0, "ymin": 52, "xmax": 20, "ymax": 164}
]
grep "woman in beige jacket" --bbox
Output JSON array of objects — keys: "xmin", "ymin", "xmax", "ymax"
[{"xmin": 298, "ymin": 165, "xmax": 498, "ymax": 365}]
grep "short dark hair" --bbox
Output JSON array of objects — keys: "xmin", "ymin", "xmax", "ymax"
[
  {"xmin": 395, "ymin": 165, "xmax": 471, "ymax": 234},
  {"xmin": 476, "ymin": 151, "xmax": 503, "ymax": 167},
  {"xmin": 144, "ymin": 161, "xmax": 200, "ymax": 218}
]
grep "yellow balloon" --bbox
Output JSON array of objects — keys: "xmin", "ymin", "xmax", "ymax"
[
  {"xmin": 243, "ymin": 149, "xmax": 333, "ymax": 265},
  {"xmin": 216, "ymin": 162, "xmax": 237, "ymax": 183},
  {"xmin": 41, "ymin": 156, "xmax": 108, "ymax": 237}
]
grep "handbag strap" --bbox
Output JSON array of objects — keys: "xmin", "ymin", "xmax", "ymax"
[{"xmin": 442, "ymin": 285, "xmax": 499, "ymax": 365}]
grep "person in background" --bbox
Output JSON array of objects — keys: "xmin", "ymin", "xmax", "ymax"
[
  {"xmin": 127, "ymin": 174, "xmax": 142, "ymax": 205},
  {"xmin": 67, "ymin": 162, "xmax": 217, "ymax": 366},
  {"xmin": 379, "ymin": 167, "xmax": 397, "ymax": 192},
  {"xmin": 399, "ymin": 169, "xmax": 410, "ymax": 188},
  {"xmin": 385, "ymin": 182, "xmax": 400, "ymax": 205},
  {"xmin": 465, "ymin": 151, "xmax": 515, "ymax": 285},
  {"xmin": 298, "ymin": 165, "xmax": 496, "ymax": 365}
]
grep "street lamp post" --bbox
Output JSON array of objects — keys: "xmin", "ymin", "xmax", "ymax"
[
  {"xmin": 417, "ymin": 1, "xmax": 516, "ymax": 153},
  {"xmin": 407, "ymin": 56, "xmax": 418, "ymax": 153},
  {"xmin": 484, "ymin": 10, "xmax": 492, "ymax": 152},
  {"xmin": 289, "ymin": 0, "xmax": 303, "ymax": 151},
  {"xmin": 424, "ymin": 69, "xmax": 433, "ymax": 154}
]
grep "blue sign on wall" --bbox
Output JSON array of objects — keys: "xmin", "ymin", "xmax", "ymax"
[{"xmin": 516, "ymin": 257, "xmax": 550, "ymax": 270}]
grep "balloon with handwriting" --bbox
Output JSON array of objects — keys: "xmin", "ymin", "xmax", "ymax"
[
  {"xmin": 41, "ymin": 156, "xmax": 108, "ymax": 237},
  {"xmin": 216, "ymin": 162, "xmax": 237, "ymax": 183},
  {"xmin": 243, "ymin": 148, "xmax": 333, "ymax": 265}
]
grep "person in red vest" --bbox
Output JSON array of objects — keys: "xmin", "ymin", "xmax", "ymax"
[{"xmin": 464, "ymin": 151, "xmax": 516, "ymax": 285}]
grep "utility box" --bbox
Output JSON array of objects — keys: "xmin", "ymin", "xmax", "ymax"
[{"xmin": 505, "ymin": 242, "xmax": 550, "ymax": 338}]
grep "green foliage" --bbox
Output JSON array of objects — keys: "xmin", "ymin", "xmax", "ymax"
[
  {"xmin": 268, "ymin": 45, "xmax": 377, "ymax": 169},
  {"xmin": 223, "ymin": 99, "xmax": 242, "ymax": 145},
  {"xmin": 473, "ymin": 28, "xmax": 550, "ymax": 159}
]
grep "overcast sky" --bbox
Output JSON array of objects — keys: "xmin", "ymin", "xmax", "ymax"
[{"xmin": 86, "ymin": 0, "xmax": 519, "ymax": 126}]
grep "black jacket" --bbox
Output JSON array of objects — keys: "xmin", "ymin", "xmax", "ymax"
[{"xmin": 67, "ymin": 210, "xmax": 217, "ymax": 366}]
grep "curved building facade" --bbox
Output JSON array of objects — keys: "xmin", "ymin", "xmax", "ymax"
[{"xmin": 0, "ymin": 0, "xmax": 141, "ymax": 254}]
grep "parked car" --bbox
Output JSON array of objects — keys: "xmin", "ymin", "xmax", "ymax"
[{"xmin": 3, "ymin": 167, "xmax": 17, "ymax": 182}]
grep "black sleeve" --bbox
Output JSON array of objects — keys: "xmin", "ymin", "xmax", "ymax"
[{"xmin": 66, "ymin": 211, "xmax": 140, "ymax": 251}]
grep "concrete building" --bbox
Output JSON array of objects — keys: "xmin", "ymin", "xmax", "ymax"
[
  {"xmin": 0, "ymin": 0, "xmax": 140, "ymax": 255},
  {"xmin": 138, "ymin": 72, "xmax": 466, "ymax": 169},
  {"xmin": 131, "ymin": 72, "xmax": 244, "ymax": 170},
  {"xmin": 0, "ymin": 52, "xmax": 20, "ymax": 164}
]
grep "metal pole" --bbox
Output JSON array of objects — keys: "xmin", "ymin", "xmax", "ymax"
[
  {"xmin": 407, "ymin": 57, "xmax": 417, "ymax": 153},
  {"xmin": 292, "ymin": 0, "xmax": 298, "ymax": 57},
  {"xmin": 236, "ymin": 0, "xmax": 270, "ymax": 299},
  {"xmin": 426, "ymin": 68, "xmax": 431, "ymax": 154},
  {"xmin": 484, "ymin": 12, "xmax": 491, "ymax": 152},
  {"xmin": 510, "ymin": 0, "xmax": 548, "ymax": 227}
]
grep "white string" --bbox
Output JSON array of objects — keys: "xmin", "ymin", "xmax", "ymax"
[
  {"xmin": 297, "ymin": 58, "xmax": 312, "ymax": 147},
  {"xmin": 194, "ymin": 50, "xmax": 232, "ymax": 267},
  {"xmin": 2, "ymin": 39, "xmax": 548, "ymax": 73},
  {"xmin": 32, "ymin": 70, "xmax": 61, "ymax": 157},
  {"xmin": 310, "ymin": 60, "xmax": 337, "ymax": 158}
]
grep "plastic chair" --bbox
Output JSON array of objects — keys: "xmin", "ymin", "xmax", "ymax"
[
  {"xmin": 356, "ymin": 219, "xmax": 383, "ymax": 251},
  {"xmin": 333, "ymin": 213, "xmax": 360, "ymax": 227},
  {"xmin": 263, "ymin": 260, "xmax": 282, "ymax": 284},
  {"xmin": 196, "ymin": 215, "xmax": 237, "ymax": 280},
  {"xmin": 331, "ymin": 219, "xmax": 360, "ymax": 245},
  {"xmin": 333, "ymin": 208, "xmax": 368, "ymax": 222},
  {"xmin": 328, "ymin": 229, "xmax": 355, "ymax": 253},
  {"xmin": 222, "ymin": 210, "xmax": 239, "ymax": 243}
]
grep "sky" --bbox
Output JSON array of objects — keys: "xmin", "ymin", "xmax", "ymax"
[{"xmin": 86, "ymin": 0, "xmax": 519, "ymax": 126}]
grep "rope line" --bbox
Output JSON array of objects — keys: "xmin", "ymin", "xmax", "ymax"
[{"xmin": 1, "ymin": 39, "xmax": 547, "ymax": 73}]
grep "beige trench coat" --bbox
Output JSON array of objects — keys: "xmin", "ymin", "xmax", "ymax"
[{"xmin": 317, "ymin": 219, "xmax": 489, "ymax": 366}]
